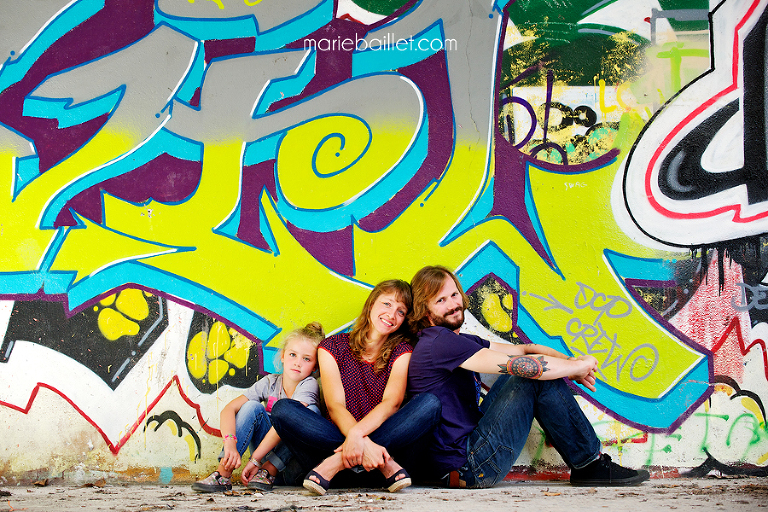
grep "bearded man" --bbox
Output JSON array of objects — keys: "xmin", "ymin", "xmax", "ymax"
[{"xmin": 407, "ymin": 265, "xmax": 650, "ymax": 488}]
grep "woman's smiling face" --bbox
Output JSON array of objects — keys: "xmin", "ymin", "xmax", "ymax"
[{"xmin": 368, "ymin": 292, "xmax": 408, "ymax": 341}]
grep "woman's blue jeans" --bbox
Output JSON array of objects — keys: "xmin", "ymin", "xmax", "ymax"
[
  {"xmin": 271, "ymin": 393, "xmax": 441, "ymax": 484},
  {"xmin": 221, "ymin": 400, "xmax": 320, "ymax": 472},
  {"xmin": 459, "ymin": 376, "xmax": 601, "ymax": 488}
]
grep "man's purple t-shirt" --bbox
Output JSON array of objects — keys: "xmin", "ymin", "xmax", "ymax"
[{"xmin": 407, "ymin": 326, "xmax": 490, "ymax": 476}]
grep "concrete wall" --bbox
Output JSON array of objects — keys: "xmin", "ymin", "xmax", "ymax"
[{"xmin": 1, "ymin": 0, "xmax": 767, "ymax": 484}]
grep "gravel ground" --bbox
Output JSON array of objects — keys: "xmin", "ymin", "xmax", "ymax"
[{"xmin": 1, "ymin": 477, "xmax": 767, "ymax": 512}]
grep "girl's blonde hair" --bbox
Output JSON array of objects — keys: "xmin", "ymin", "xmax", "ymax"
[{"xmin": 274, "ymin": 321, "xmax": 325, "ymax": 372}]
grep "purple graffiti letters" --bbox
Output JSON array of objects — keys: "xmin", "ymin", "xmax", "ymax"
[
  {"xmin": 574, "ymin": 281, "xmax": 633, "ymax": 322},
  {"xmin": 566, "ymin": 317, "xmax": 658, "ymax": 382}
]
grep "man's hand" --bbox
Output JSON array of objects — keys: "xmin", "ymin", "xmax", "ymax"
[{"xmin": 568, "ymin": 355, "xmax": 598, "ymax": 392}]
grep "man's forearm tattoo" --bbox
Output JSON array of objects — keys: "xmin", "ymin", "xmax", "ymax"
[{"xmin": 499, "ymin": 355, "xmax": 548, "ymax": 379}]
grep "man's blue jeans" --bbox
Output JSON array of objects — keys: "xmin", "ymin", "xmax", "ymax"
[
  {"xmin": 222, "ymin": 400, "xmax": 320, "ymax": 472},
  {"xmin": 459, "ymin": 376, "xmax": 601, "ymax": 488},
  {"xmin": 271, "ymin": 393, "xmax": 441, "ymax": 484}
]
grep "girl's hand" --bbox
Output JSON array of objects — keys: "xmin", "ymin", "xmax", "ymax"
[
  {"xmin": 241, "ymin": 460, "xmax": 259, "ymax": 485},
  {"xmin": 220, "ymin": 439, "xmax": 241, "ymax": 472}
]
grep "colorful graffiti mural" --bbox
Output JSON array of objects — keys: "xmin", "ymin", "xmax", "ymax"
[{"xmin": 1, "ymin": 0, "xmax": 767, "ymax": 481}]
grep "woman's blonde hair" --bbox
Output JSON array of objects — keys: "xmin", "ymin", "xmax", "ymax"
[
  {"xmin": 274, "ymin": 321, "xmax": 325, "ymax": 372},
  {"xmin": 348, "ymin": 279, "xmax": 413, "ymax": 372}
]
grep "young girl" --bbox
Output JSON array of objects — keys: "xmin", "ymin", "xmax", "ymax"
[
  {"xmin": 271, "ymin": 280, "xmax": 441, "ymax": 495},
  {"xmin": 192, "ymin": 322, "xmax": 324, "ymax": 493}
]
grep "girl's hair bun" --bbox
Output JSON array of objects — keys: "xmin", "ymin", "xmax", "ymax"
[
  {"xmin": 274, "ymin": 321, "xmax": 325, "ymax": 371},
  {"xmin": 303, "ymin": 321, "xmax": 325, "ymax": 340},
  {"xmin": 281, "ymin": 321, "xmax": 325, "ymax": 351}
]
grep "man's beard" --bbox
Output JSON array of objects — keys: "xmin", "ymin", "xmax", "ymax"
[{"xmin": 430, "ymin": 308, "xmax": 464, "ymax": 331}]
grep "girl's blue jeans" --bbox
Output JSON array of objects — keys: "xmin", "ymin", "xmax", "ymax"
[
  {"xmin": 220, "ymin": 400, "xmax": 321, "ymax": 472},
  {"xmin": 459, "ymin": 376, "xmax": 601, "ymax": 488}
]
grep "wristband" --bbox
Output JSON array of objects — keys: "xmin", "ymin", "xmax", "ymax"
[{"xmin": 223, "ymin": 434, "xmax": 237, "ymax": 442}]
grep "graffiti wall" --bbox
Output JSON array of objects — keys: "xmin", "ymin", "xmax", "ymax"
[{"xmin": 1, "ymin": 0, "xmax": 767, "ymax": 483}]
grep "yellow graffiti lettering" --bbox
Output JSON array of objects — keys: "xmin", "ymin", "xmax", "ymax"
[
  {"xmin": 207, "ymin": 358, "xmax": 229, "ymax": 385},
  {"xmin": 115, "ymin": 289, "xmax": 150, "ymax": 321},
  {"xmin": 187, "ymin": 332, "xmax": 208, "ymax": 380},
  {"xmin": 0, "ymin": 146, "xmax": 54, "ymax": 272},
  {"xmin": 50, "ymin": 213, "xmax": 178, "ymax": 283},
  {"xmin": 206, "ymin": 321, "xmax": 231, "ymax": 360},
  {"xmin": 97, "ymin": 307, "xmax": 140, "ymax": 341},
  {"xmin": 375, "ymin": 116, "xmax": 701, "ymax": 398},
  {"xmin": 277, "ymin": 116, "xmax": 416, "ymax": 209},
  {"xmin": 515, "ymin": 131, "xmax": 701, "ymax": 398},
  {"xmin": 481, "ymin": 293, "xmax": 514, "ymax": 333},
  {"xmin": 598, "ymin": 79, "xmax": 617, "ymax": 116},
  {"xmin": 741, "ymin": 396, "xmax": 765, "ymax": 425},
  {"xmin": 92, "ymin": 140, "xmax": 370, "ymax": 347},
  {"xmin": 100, "ymin": 294, "xmax": 116, "ymax": 307},
  {"xmin": 184, "ymin": 435, "xmax": 199, "ymax": 461},
  {"xmin": 354, "ymin": 144, "xmax": 488, "ymax": 281},
  {"xmin": 224, "ymin": 340, "xmax": 250, "ymax": 369},
  {"xmin": 165, "ymin": 422, "xmax": 179, "ymax": 437},
  {"xmin": 616, "ymin": 81, "xmax": 632, "ymax": 112}
]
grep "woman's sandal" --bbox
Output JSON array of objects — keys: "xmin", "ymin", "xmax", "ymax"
[
  {"xmin": 303, "ymin": 470, "xmax": 331, "ymax": 496},
  {"xmin": 384, "ymin": 468, "xmax": 412, "ymax": 493}
]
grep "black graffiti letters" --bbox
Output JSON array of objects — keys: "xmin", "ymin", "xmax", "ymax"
[
  {"xmin": 658, "ymin": 99, "xmax": 743, "ymax": 200},
  {"xmin": 658, "ymin": 6, "xmax": 768, "ymax": 205}
]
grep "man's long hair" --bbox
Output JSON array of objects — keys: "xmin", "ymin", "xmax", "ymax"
[
  {"xmin": 410, "ymin": 265, "xmax": 469, "ymax": 333},
  {"xmin": 349, "ymin": 279, "xmax": 413, "ymax": 372}
]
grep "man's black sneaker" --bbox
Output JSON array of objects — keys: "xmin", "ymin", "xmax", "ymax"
[{"xmin": 570, "ymin": 453, "xmax": 650, "ymax": 486}]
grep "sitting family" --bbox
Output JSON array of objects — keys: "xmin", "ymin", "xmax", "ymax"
[{"xmin": 194, "ymin": 266, "xmax": 650, "ymax": 494}]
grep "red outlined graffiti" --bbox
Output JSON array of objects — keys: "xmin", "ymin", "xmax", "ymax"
[
  {"xmin": 0, "ymin": 375, "xmax": 219, "ymax": 455},
  {"xmin": 624, "ymin": 0, "xmax": 768, "ymax": 246}
]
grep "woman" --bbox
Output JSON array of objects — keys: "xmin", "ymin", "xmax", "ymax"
[{"xmin": 271, "ymin": 279, "xmax": 441, "ymax": 495}]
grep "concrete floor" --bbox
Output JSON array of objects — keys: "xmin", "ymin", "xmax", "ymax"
[{"xmin": 1, "ymin": 476, "xmax": 766, "ymax": 512}]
